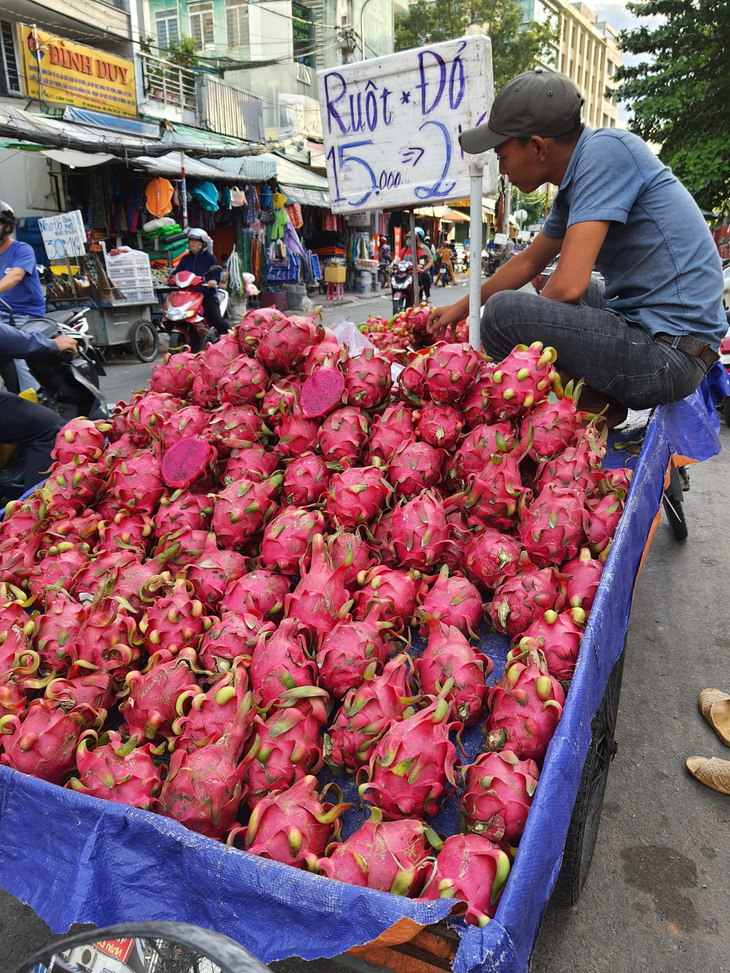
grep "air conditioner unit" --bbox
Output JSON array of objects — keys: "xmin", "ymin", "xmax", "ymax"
[{"xmin": 296, "ymin": 62, "xmax": 311, "ymax": 84}]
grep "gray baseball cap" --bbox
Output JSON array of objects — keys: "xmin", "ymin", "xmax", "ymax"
[{"xmin": 460, "ymin": 68, "xmax": 584, "ymax": 154}]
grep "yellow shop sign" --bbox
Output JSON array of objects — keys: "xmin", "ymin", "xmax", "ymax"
[{"xmin": 19, "ymin": 25, "xmax": 137, "ymax": 118}]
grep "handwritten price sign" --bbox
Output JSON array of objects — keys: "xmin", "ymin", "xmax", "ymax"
[{"xmin": 317, "ymin": 36, "xmax": 494, "ymax": 213}]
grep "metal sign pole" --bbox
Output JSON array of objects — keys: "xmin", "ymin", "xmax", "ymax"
[
  {"xmin": 408, "ymin": 210, "xmax": 420, "ymax": 306},
  {"xmin": 468, "ymin": 156, "xmax": 487, "ymax": 350}
]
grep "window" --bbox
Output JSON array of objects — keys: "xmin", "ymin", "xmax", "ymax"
[
  {"xmin": 155, "ymin": 9, "xmax": 179, "ymax": 51},
  {"xmin": 189, "ymin": 2, "xmax": 215, "ymax": 51},
  {"xmin": 0, "ymin": 19, "xmax": 19, "ymax": 93},
  {"xmin": 226, "ymin": 0, "xmax": 249, "ymax": 49}
]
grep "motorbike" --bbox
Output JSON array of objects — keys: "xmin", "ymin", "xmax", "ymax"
[
  {"xmin": 162, "ymin": 267, "xmax": 228, "ymax": 354},
  {"xmin": 377, "ymin": 247, "xmax": 392, "ymax": 289},
  {"xmin": 391, "ymin": 260, "xmax": 414, "ymax": 314},
  {"xmin": 719, "ymin": 318, "xmax": 730, "ymax": 427},
  {"xmin": 436, "ymin": 260, "xmax": 451, "ymax": 287},
  {"xmin": 482, "ymin": 251, "xmax": 500, "ymax": 276}
]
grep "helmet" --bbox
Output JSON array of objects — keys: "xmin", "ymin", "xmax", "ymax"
[
  {"xmin": 0, "ymin": 201, "xmax": 16, "ymax": 230},
  {"xmin": 187, "ymin": 227, "xmax": 208, "ymax": 242},
  {"xmin": 415, "ymin": 227, "xmax": 425, "ymax": 238}
]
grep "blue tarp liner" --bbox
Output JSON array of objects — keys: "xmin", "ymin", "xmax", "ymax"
[{"xmin": 1, "ymin": 365, "xmax": 728, "ymax": 972}]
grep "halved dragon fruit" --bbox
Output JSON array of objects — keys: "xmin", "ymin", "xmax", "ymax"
[
  {"xmin": 161, "ymin": 437, "xmax": 218, "ymax": 489},
  {"xmin": 300, "ymin": 367, "xmax": 345, "ymax": 417}
]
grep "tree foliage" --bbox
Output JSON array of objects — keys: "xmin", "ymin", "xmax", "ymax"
[
  {"xmin": 394, "ymin": 0, "xmax": 559, "ymax": 91},
  {"xmin": 614, "ymin": 0, "xmax": 730, "ymax": 212}
]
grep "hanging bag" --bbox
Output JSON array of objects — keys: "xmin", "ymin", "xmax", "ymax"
[{"xmin": 230, "ymin": 186, "xmax": 247, "ymax": 207}]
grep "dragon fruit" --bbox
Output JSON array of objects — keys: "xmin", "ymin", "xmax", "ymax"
[
  {"xmin": 123, "ymin": 392, "xmax": 184, "ymax": 444},
  {"xmin": 463, "ymin": 452, "xmax": 529, "ymax": 532},
  {"xmin": 44, "ymin": 672, "xmax": 114, "ymax": 715},
  {"xmin": 191, "ymin": 370, "xmax": 220, "ymax": 409},
  {"xmin": 171, "ymin": 667, "xmax": 254, "ymax": 752},
  {"xmin": 389, "ymin": 490, "xmax": 449, "ymax": 572},
  {"xmin": 585, "ymin": 493, "xmax": 623, "ymax": 554},
  {"xmin": 41, "ymin": 463, "xmax": 106, "ymax": 519},
  {"xmin": 535, "ymin": 421, "xmax": 607, "ymax": 492},
  {"xmin": 317, "ymin": 406, "xmax": 369, "ymax": 466},
  {"xmin": 387, "ymin": 441, "xmax": 443, "ymax": 498},
  {"xmin": 316, "ymin": 611, "xmax": 393, "ymax": 700},
  {"xmin": 219, "ymin": 356, "xmax": 270, "ymax": 407},
  {"xmin": 490, "ymin": 566, "xmax": 567, "ymax": 637},
  {"xmin": 67, "ymin": 729, "xmax": 164, "ymax": 809},
  {"xmin": 414, "ymin": 402, "xmax": 464, "ymax": 451},
  {"xmin": 160, "ymin": 437, "xmax": 218, "ymax": 491},
  {"xmin": 209, "ymin": 405, "xmax": 269, "ymax": 453},
  {"xmin": 397, "ymin": 349, "xmax": 431, "ymax": 406},
  {"xmin": 416, "ymin": 619, "xmax": 492, "ymax": 726},
  {"xmin": 220, "ymin": 569, "xmax": 290, "ymax": 620},
  {"xmin": 519, "ymin": 483, "xmax": 589, "ymax": 567},
  {"xmin": 461, "ymin": 364, "xmax": 498, "ymax": 428},
  {"xmin": 105, "ymin": 449, "xmax": 166, "ymax": 511},
  {"xmin": 261, "ymin": 375, "xmax": 302, "ymax": 431},
  {"xmin": 324, "ymin": 653, "xmax": 417, "ymax": 774},
  {"xmin": 260, "ymin": 506, "xmax": 326, "ymax": 575},
  {"xmin": 354, "ymin": 566, "xmax": 426, "ymax": 631},
  {"xmin": 257, "ymin": 312, "xmax": 323, "ymax": 373},
  {"xmin": 275, "ymin": 414, "xmax": 320, "ymax": 460},
  {"xmin": 31, "ymin": 590, "xmax": 85, "ymax": 675},
  {"xmin": 0, "ymin": 699, "xmax": 101, "ymax": 784},
  {"xmin": 417, "ymin": 565, "xmax": 483, "ymax": 638},
  {"xmin": 327, "ymin": 529, "xmax": 376, "ymax": 590},
  {"xmin": 249, "ymin": 618, "xmax": 317, "ymax": 707},
  {"xmin": 199, "ymin": 333, "xmax": 242, "ymax": 383},
  {"xmin": 26, "ymin": 542, "xmax": 91, "ymax": 599},
  {"xmin": 343, "ymin": 350, "xmax": 392, "ymax": 410},
  {"xmin": 149, "ymin": 351, "xmax": 198, "ymax": 397},
  {"xmin": 211, "ymin": 472, "xmax": 282, "ymax": 549},
  {"xmin": 514, "ymin": 605, "xmax": 585, "ymax": 682},
  {"xmin": 182, "ymin": 533, "xmax": 247, "ymax": 610},
  {"xmin": 419, "ymin": 833, "xmax": 511, "ymax": 925},
  {"xmin": 282, "ymin": 452, "xmax": 330, "ymax": 505},
  {"xmin": 96, "ymin": 511, "xmax": 154, "ymax": 557},
  {"xmin": 490, "ymin": 342, "xmax": 558, "ymax": 419},
  {"xmin": 461, "ymin": 528, "xmax": 525, "ymax": 591},
  {"xmin": 222, "ymin": 447, "xmax": 279, "ymax": 486},
  {"xmin": 68, "ymin": 595, "xmax": 142, "ymax": 678},
  {"xmin": 0, "ymin": 652, "xmax": 42, "ymax": 721},
  {"xmin": 359, "ymin": 695, "xmax": 460, "ymax": 820},
  {"xmin": 153, "ymin": 491, "xmax": 213, "ymax": 537},
  {"xmin": 450, "ymin": 421, "xmax": 516, "ymax": 485},
  {"xmin": 562, "ymin": 547, "xmax": 605, "ymax": 611},
  {"xmin": 52, "ymin": 418, "xmax": 109, "ymax": 466},
  {"xmin": 424, "ymin": 342, "xmax": 480, "ymax": 405},
  {"xmin": 460, "ymin": 750, "xmax": 539, "ymax": 843},
  {"xmin": 299, "ymin": 330, "xmax": 346, "ymax": 379},
  {"xmin": 483, "ymin": 647, "xmax": 565, "ymax": 762},
  {"xmin": 198, "ymin": 611, "xmax": 274, "ymax": 676},
  {"xmin": 326, "ymin": 466, "xmax": 391, "ymax": 528},
  {"xmin": 240, "ymin": 686, "xmax": 329, "ymax": 805},
  {"xmin": 300, "ymin": 367, "xmax": 345, "ymax": 417},
  {"xmin": 521, "ymin": 379, "xmax": 583, "ymax": 461},
  {"xmin": 367, "ymin": 403, "xmax": 416, "ymax": 463},
  {"xmin": 232, "ymin": 774, "xmax": 349, "ymax": 870},
  {"xmin": 318, "ymin": 806, "xmax": 440, "ymax": 894},
  {"xmin": 138, "ymin": 578, "xmax": 211, "ymax": 656},
  {"xmin": 159, "ymin": 404, "xmax": 211, "ymax": 451},
  {"xmin": 284, "ymin": 534, "xmax": 352, "ymax": 645},
  {"xmin": 118, "ymin": 647, "xmax": 202, "ymax": 744}
]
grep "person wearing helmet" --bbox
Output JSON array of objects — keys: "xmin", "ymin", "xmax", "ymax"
[
  {"xmin": 390, "ymin": 227, "xmax": 433, "ymax": 301},
  {"xmin": 177, "ymin": 228, "xmax": 228, "ymax": 336},
  {"xmin": 0, "ymin": 202, "xmax": 78, "ymax": 490}
]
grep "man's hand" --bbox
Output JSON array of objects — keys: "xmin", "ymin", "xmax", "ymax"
[
  {"xmin": 427, "ymin": 301, "xmax": 466, "ymax": 341},
  {"xmin": 206, "ymin": 280, "xmax": 217, "ymax": 288},
  {"xmin": 54, "ymin": 335, "xmax": 78, "ymax": 355}
]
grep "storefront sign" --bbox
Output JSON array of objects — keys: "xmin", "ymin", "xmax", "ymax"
[
  {"xmin": 38, "ymin": 210, "xmax": 87, "ymax": 260},
  {"xmin": 345, "ymin": 211, "xmax": 370, "ymax": 226},
  {"xmin": 95, "ymin": 938, "xmax": 134, "ymax": 963},
  {"xmin": 317, "ymin": 36, "xmax": 494, "ymax": 213},
  {"xmin": 19, "ymin": 25, "xmax": 137, "ymax": 118}
]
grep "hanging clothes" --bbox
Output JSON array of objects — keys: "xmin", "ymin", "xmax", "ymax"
[
  {"xmin": 191, "ymin": 181, "xmax": 220, "ymax": 212},
  {"xmin": 145, "ymin": 177, "xmax": 174, "ymax": 217},
  {"xmin": 285, "ymin": 203, "xmax": 303, "ymax": 228}
]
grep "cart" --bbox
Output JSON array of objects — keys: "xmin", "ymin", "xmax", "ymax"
[
  {"xmin": 85, "ymin": 301, "xmax": 160, "ymax": 364},
  {"xmin": 0, "ymin": 366, "xmax": 728, "ymax": 973}
]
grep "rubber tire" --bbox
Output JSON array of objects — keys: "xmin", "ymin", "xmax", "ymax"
[
  {"xmin": 553, "ymin": 649, "xmax": 625, "ymax": 907},
  {"xmin": 378, "ymin": 268, "xmax": 389, "ymax": 289},
  {"xmin": 130, "ymin": 320, "xmax": 159, "ymax": 363},
  {"xmin": 662, "ymin": 492, "xmax": 688, "ymax": 541},
  {"xmin": 723, "ymin": 396, "xmax": 730, "ymax": 429}
]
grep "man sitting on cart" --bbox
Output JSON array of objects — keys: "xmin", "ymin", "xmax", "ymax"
[
  {"xmin": 177, "ymin": 228, "xmax": 228, "ymax": 337},
  {"xmin": 428, "ymin": 69, "xmax": 726, "ymax": 427}
]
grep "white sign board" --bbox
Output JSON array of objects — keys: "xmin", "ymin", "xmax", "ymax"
[
  {"xmin": 317, "ymin": 36, "xmax": 495, "ymax": 213},
  {"xmin": 38, "ymin": 210, "xmax": 86, "ymax": 260},
  {"xmin": 494, "ymin": 232, "xmax": 508, "ymax": 245}
]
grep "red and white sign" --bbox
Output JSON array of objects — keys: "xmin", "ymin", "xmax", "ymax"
[{"xmin": 95, "ymin": 938, "xmax": 134, "ymax": 963}]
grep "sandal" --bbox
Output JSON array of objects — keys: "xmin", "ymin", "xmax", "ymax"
[
  {"xmin": 685, "ymin": 755, "xmax": 730, "ymax": 795},
  {"xmin": 698, "ymin": 688, "xmax": 730, "ymax": 746}
]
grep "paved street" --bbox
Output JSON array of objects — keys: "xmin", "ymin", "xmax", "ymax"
[{"xmin": 1, "ymin": 289, "xmax": 729, "ymax": 972}]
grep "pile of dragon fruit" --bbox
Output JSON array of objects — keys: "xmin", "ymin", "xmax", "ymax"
[
  {"xmin": 360, "ymin": 304, "xmax": 469, "ymax": 355},
  {"xmin": 0, "ymin": 306, "xmax": 633, "ymax": 928}
]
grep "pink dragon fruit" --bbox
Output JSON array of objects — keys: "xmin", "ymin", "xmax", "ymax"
[
  {"xmin": 190, "ymin": 369, "xmax": 220, "ymax": 409},
  {"xmin": 257, "ymin": 312, "xmax": 323, "ymax": 373},
  {"xmin": 199, "ymin": 332, "xmax": 243, "ymax": 384},
  {"xmin": 519, "ymin": 483, "xmax": 589, "ymax": 567},
  {"xmin": 461, "ymin": 528, "xmax": 525, "ymax": 592},
  {"xmin": 0, "ymin": 699, "xmax": 101, "ymax": 784},
  {"xmin": 318, "ymin": 806, "xmax": 441, "ymax": 894},
  {"xmin": 562, "ymin": 547, "xmax": 605, "ymax": 611},
  {"xmin": 153, "ymin": 491, "xmax": 213, "ymax": 538},
  {"xmin": 359, "ymin": 695, "xmax": 460, "ymax": 819},
  {"xmin": 450, "ymin": 421, "xmax": 516, "ymax": 485},
  {"xmin": 149, "ymin": 351, "xmax": 198, "ymax": 397},
  {"xmin": 123, "ymin": 392, "xmax": 184, "ymax": 444},
  {"xmin": 317, "ymin": 406, "xmax": 369, "ymax": 466},
  {"xmin": 490, "ymin": 566, "xmax": 567, "ymax": 637},
  {"xmin": 240, "ymin": 686, "xmax": 329, "ymax": 805},
  {"xmin": 105, "ymin": 449, "xmax": 166, "ymax": 511},
  {"xmin": 300, "ymin": 367, "xmax": 345, "ymax": 417},
  {"xmin": 220, "ymin": 569, "xmax": 290, "ymax": 620},
  {"xmin": 354, "ymin": 566, "xmax": 426, "ymax": 631},
  {"xmin": 416, "ymin": 619, "xmax": 493, "ymax": 726},
  {"xmin": 460, "ymin": 750, "xmax": 539, "ymax": 843},
  {"xmin": 283, "ymin": 534, "xmax": 352, "ymax": 645},
  {"xmin": 397, "ymin": 349, "xmax": 431, "ymax": 406},
  {"xmin": 521, "ymin": 379, "xmax": 583, "ymax": 461},
  {"xmin": 282, "ymin": 452, "xmax": 330, "ymax": 505},
  {"xmin": 414, "ymin": 402, "xmax": 465, "ymax": 452},
  {"xmin": 316, "ymin": 611, "xmax": 393, "ymax": 700},
  {"xmin": 219, "ymin": 356, "xmax": 270, "ymax": 407},
  {"xmin": 118, "ymin": 647, "xmax": 202, "ymax": 744},
  {"xmin": 389, "ymin": 490, "xmax": 449, "ymax": 572},
  {"xmin": 490, "ymin": 342, "xmax": 558, "ymax": 419},
  {"xmin": 68, "ymin": 595, "xmax": 142, "ymax": 678},
  {"xmin": 171, "ymin": 667, "xmax": 254, "ymax": 752},
  {"xmin": 232, "ymin": 774, "xmax": 350, "ymax": 870},
  {"xmin": 367, "ymin": 403, "xmax": 416, "ymax": 463},
  {"xmin": 209, "ymin": 405, "xmax": 270, "ymax": 453},
  {"xmin": 327, "ymin": 529, "xmax": 377, "ymax": 591},
  {"xmin": 26, "ymin": 542, "xmax": 91, "ymax": 600},
  {"xmin": 260, "ymin": 506, "xmax": 326, "ymax": 575},
  {"xmin": 261, "ymin": 375, "xmax": 302, "ymax": 431},
  {"xmin": 424, "ymin": 342, "xmax": 480, "ymax": 405},
  {"xmin": 590, "ymin": 466, "xmax": 634, "ymax": 499},
  {"xmin": 419, "ymin": 833, "xmax": 511, "ymax": 925},
  {"xmin": 513, "ymin": 604, "xmax": 586, "ymax": 682},
  {"xmin": 343, "ymin": 350, "xmax": 392, "ymax": 410},
  {"xmin": 222, "ymin": 447, "xmax": 279, "ymax": 486},
  {"xmin": 181, "ymin": 533, "xmax": 247, "ymax": 610},
  {"xmin": 52, "ymin": 418, "xmax": 110, "ymax": 466},
  {"xmin": 96, "ymin": 511, "xmax": 155, "ymax": 557},
  {"xmin": 160, "ymin": 437, "xmax": 218, "ymax": 491},
  {"xmin": 0, "ymin": 651, "xmax": 42, "ymax": 721},
  {"xmin": 299, "ymin": 329, "xmax": 347, "ymax": 380},
  {"xmin": 249, "ymin": 618, "xmax": 317, "ymax": 707},
  {"xmin": 198, "ymin": 611, "xmax": 274, "ymax": 676},
  {"xmin": 585, "ymin": 493, "xmax": 623, "ymax": 554},
  {"xmin": 326, "ymin": 466, "xmax": 391, "ymax": 528},
  {"xmin": 463, "ymin": 452, "xmax": 529, "ymax": 532},
  {"xmin": 417, "ymin": 565, "xmax": 484, "ymax": 638},
  {"xmin": 138, "ymin": 578, "xmax": 212, "ymax": 656},
  {"xmin": 44, "ymin": 672, "xmax": 114, "ymax": 715},
  {"xmin": 31, "ymin": 590, "xmax": 85, "ymax": 675},
  {"xmin": 67, "ymin": 729, "xmax": 164, "ymax": 809},
  {"xmin": 211, "ymin": 472, "xmax": 283, "ymax": 549},
  {"xmin": 368, "ymin": 508, "xmax": 397, "ymax": 567},
  {"xmin": 151, "ymin": 527, "xmax": 210, "ymax": 570},
  {"xmin": 157, "ymin": 404, "xmax": 211, "ymax": 451},
  {"xmin": 387, "ymin": 441, "xmax": 443, "ymax": 498},
  {"xmin": 274, "ymin": 414, "xmax": 320, "ymax": 460},
  {"xmin": 40, "ymin": 463, "xmax": 106, "ymax": 519},
  {"xmin": 535, "ymin": 421, "xmax": 607, "ymax": 492},
  {"xmin": 483, "ymin": 647, "xmax": 565, "ymax": 762},
  {"xmin": 324, "ymin": 653, "xmax": 418, "ymax": 773}
]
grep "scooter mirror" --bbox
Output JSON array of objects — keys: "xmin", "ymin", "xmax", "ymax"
[{"xmin": 10, "ymin": 921, "xmax": 271, "ymax": 973}]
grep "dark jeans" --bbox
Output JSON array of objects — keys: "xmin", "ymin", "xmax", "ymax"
[
  {"xmin": 202, "ymin": 292, "xmax": 228, "ymax": 335},
  {"xmin": 481, "ymin": 286, "xmax": 707, "ymax": 410},
  {"xmin": 0, "ymin": 389, "xmax": 63, "ymax": 489},
  {"xmin": 418, "ymin": 270, "xmax": 431, "ymax": 300}
]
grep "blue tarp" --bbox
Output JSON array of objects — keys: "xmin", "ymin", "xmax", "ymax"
[{"xmin": 1, "ymin": 365, "xmax": 728, "ymax": 972}]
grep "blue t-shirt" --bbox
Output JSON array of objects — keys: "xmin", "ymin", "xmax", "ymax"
[
  {"xmin": 0, "ymin": 240, "xmax": 45, "ymax": 317},
  {"xmin": 543, "ymin": 128, "xmax": 726, "ymax": 348}
]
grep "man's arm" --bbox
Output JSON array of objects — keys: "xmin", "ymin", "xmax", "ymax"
[
  {"xmin": 0, "ymin": 320, "xmax": 58, "ymax": 357},
  {"xmin": 539, "ymin": 221, "xmax": 609, "ymax": 303},
  {"xmin": 0, "ymin": 267, "xmax": 26, "ymax": 295}
]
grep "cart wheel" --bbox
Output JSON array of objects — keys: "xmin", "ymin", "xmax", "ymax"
[
  {"xmin": 553, "ymin": 649, "xmax": 625, "ymax": 907},
  {"xmin": 662, "ymin": 492, "xmax": 688, "ymax": 541},
  {"xmin": 723, "ymin": 396, "xmax": 730, "ymax": 429},
  {"xmin": 130, "ymin": 320, "xmax": 159, "ymax": 363}
]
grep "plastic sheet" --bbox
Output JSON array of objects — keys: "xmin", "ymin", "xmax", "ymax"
[{"xmin": 1, "ymin": 366, "xmax": 727, "ymax": 973}]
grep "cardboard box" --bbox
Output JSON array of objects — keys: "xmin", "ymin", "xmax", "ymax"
[{"xmin": 324, "ymin": 266, "xmax": 346, "ymax": 283}]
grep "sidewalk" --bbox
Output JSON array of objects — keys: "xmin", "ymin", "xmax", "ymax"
[{"xmin": 315, "ymin": 274, "xmax": 470, "ymax": 309}]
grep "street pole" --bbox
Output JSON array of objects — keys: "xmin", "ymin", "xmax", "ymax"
[
  {"xmin": 408, "ymin": 210, "xmax": 419, "ymax": 306},
  {"xmin": 468, "ymin": 154, "xmax": 488, "ymax": 351}
]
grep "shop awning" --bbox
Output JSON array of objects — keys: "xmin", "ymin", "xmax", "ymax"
[
  {"xmin": 41, "ymin": 148, "xmax": 115, "ymax": 167},
  {"xmin": 203, "ymin": 152, "xmax": 331, "ymax": 207},
  {"xmin": 133, "ymin": 152, "xmax": 237, "ymax": 182},
  {"xmin": 280, "ymin": 185, "xmax": 329, "ymax": 208}
]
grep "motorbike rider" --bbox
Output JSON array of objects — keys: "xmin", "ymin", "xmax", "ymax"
[
  {"xmin": 0, "ymin": 201, "xmax": 78, "ymax": 489},
  {"xmin": 390, "ymin": 227, "xmax": 433, "ymax": 301},
  {"xmin": 428, "ymin": 68, "xmax": 725, "ymax": 427},
  {"xmin": 176, "ymin": 228, "xmax": 228, "ymax": 336},
  {"xmin": 436, "ymin": 240, "xmax": 456, "ymax": 285}
]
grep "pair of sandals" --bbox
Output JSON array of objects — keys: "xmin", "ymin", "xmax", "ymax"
[{"xmin": 686, "ymin": 689, "xmax": 730, "ymax": 794}]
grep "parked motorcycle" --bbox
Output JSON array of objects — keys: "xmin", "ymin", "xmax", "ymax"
[
  {"xmin": 391, "ymin": 260, "xmax": 414, "ymax": 314},
  {"xmin": 482, "ymin": 251, "xmax": 500, "ymax": 277},
  {"xmin": 162, "ymin": 267, "xmax": 228, "ymax": 353}
]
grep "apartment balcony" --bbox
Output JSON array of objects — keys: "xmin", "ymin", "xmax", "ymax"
[
  {"xmin": 139, "ymin": 52, "xmax": 197, "ymax": 113},
  {"xmin": 14, "ymin": 0, "xmax": 131, "ymax": 43}
]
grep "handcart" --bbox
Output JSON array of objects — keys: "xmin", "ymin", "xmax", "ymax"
[
  {"xmin": 84, "ymin": 301, "xmax": 159, "ymax": 364},
  {"xmin": 0, "ymin": 366, "xmax": 728, "ymax": 973}
]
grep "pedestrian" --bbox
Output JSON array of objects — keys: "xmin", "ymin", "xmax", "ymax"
[
  {"xmin": 428, "ymin": 69, "xmax": 725, "ymax": 427},
  {"xmin": 686, "ymin": 688, "xmax": 730, "ymax": 795}
]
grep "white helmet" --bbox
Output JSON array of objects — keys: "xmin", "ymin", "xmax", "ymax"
[{"xmin": 187, "ymin": 227, "xmax": 209, "ymax": 242}]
